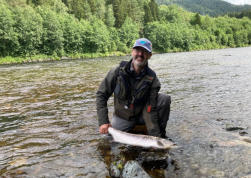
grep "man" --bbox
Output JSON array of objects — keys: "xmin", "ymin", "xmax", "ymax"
[{"xmin": 96, "ymin": 38, "xmax": 171, "ymax": 138}]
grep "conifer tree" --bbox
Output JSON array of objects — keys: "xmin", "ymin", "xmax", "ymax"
[
  {"xmin": 112, "ymin": 0, "xmax": 127, "ymax": 27},
  {"xmin": 190, "ymin": 13, "xmax": 202, "ymax": 26},
  {"xmin": 144, "ymin": 3, "xmax": 153, "ymax": 24},
  {"xmin": 105, "ymin": 4, "xmax": 115, "ymax": 27},
  {"xmin": 150, "ymin": 0, "xmax": 159, "ymax": 21},
  {"xmin": 68, "ymin": 0, "xmax": 92, "ymax": 20}
]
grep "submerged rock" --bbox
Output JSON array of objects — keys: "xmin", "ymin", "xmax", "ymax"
[
  {"xmin": 225, "ymin": 124, "xmax": 244, "ymax": 131},
  {"xmin": 242, "ymin": 137, "xmax": 251, "ymax": 144},
  {"xmin": 110, "ymin": 160, "xmax": 123, "ymax": 177},
  {"xmin": 122, "ymin": 161, "xmax": 150, "ymax": 178},
  {"xmin": 239, "ymin": 131, "xmax": 248, "ymax": 136},
  {"xmin": 110, "ymin": 164, "xmax": 121, "ymax": 177}
]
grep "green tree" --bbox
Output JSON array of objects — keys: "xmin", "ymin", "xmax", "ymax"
[
  {"xmin": 144, "ymin": 0, "xmax": 159, "ymax": 24},
  {"xmin": 0, "ymin": 4, "xmax": 19, "ymax": 56},
  {"xmin": 60, "ymin": 14, "xmax": 82, "ymax": 54},
  {"xmin": 108, "ymin": 27, "xmax": 120, "ymax": 51},
  {"xmin": 119, "ymin": 17, "xmax": 139, "ymax": 50},
  {"xmin": 190, "ymin": 13, "xmax": 202, "ymax": 26},
  {"xmin": 126, "ymin": 0, "xmax": 144, "ymax": 27},
  {"xmin": 37, "ymin": 7, "xmax": 64, "ymax": 55},
  {"xmin": 150, "ymin": 0, "xmax": 159, "ymax": 21},
  {"xmin": 145, "ymin": 21, "xmax": 199, "ymax": 52},
  {"xmin": 93, "ymin": 0, "xmax": 106, "ymax": 21},
  {"xmin": 112, "ymin": 0, "xmax": 127, "ymax": 27},
  {"xmin": 144, "ymin": 2, "xmax": 154, "ymax": 24},
  {"xmin": 234, "ymin": 30, "xmax": 248, "ymax": 47},
  {"xmin": 14, "ymin": 6, "xmax": 43, "ymax": 56},
  {"xmin": 86, "ymin": 17, "xmax": 111, "ymax": 52},
  {"xmin": 29, "ymin": 0, "xmax": 68, "ymax": 13},
  {"xmin": 68, "ymin": 0, "xmax": 92, "ymax": 20},
  {"xmin": 159, "ymin": 5, "xmax": 192, "ymax": 23},
  {"xmin": 6, "ymin": 0, "xmax": 27, "ymax": 7},
  {"xmin": 78, "ymin": 19, "xmax": 92, "ymax": 53},
  {"xmin": 105, "ymin": 4, "xmax": 115, "ymax": 27}
]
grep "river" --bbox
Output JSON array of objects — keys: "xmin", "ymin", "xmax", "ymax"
[{"xmin": 0, "ymin": 47, "xmax": 251, "ymax": 177}]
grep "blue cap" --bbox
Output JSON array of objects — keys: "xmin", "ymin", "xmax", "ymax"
[{"xmin": 133, "ymin": 38, "xmax": 152, "ymax": 53}]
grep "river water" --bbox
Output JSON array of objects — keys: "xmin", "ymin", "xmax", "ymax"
[{"xmin": 0, "ymin": 47, "xmax": 251, "ymax": 177}]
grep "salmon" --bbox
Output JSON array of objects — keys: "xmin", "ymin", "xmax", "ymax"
[{"xmin": 108, "ymin": 127, "xmax": 176, "ymax": 149}]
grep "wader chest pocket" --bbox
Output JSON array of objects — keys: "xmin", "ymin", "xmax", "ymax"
[
  {"xmin": 115, "ymin": 100, "xmax": 134, "ymax": 120},
  {"xmin": 114, "ymin": 76, "xmax": 128, "ymax": 100}
]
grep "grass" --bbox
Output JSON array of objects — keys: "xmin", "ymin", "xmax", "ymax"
[{"xmin": 0, "ymin": 51, "xmax": 126, "ymax": 65}]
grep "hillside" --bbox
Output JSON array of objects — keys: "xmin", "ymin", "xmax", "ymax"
[
  {"xmin": 0, "ymin": 0, "xmax": 251, "ymax": 64},
  {"xmin": 156, "ymin": 0, "xmax": 251, "ymax": 16}
]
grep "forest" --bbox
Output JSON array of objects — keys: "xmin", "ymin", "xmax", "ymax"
[
  {"xmin": 0, "ymin": 0, "xmax": 251, "ymax": 63},
  {"xmin": 156, "ymin": 0, "xmax": 251, "ymax": 16}
]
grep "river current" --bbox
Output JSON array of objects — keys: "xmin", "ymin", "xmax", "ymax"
[{"xmin": 0, "ymin": 47, "xmax": 251, "ymax": 177}]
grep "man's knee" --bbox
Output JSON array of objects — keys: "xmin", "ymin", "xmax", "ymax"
[
  {"xmin": 157, "ymin": 93, "xmax": 171, "ymax": 137},
  {"xmin": 111, "ymin": 114, "xmax": 135, "ymax": 132},
  {"xmin": 157, "ymin": 93, "xmax": 171, "ymax": 108}
]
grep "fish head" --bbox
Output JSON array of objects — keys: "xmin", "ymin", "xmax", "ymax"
[{"xmin": 156, "ymin": 139, "xmax": 176, "ymax": 149}]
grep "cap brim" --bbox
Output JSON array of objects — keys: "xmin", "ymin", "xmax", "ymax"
[{"xmin": 133, "ymin": 45, "xmax": 152, "ymax": 53}]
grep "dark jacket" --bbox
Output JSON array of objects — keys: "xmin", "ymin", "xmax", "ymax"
[{"xmin": 96, "ymin": 59, "xmax": 161, "ymax": 136}]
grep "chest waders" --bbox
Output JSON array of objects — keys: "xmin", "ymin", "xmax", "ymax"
[{"xmin": 113, "ymin": 61, "xmax": 156, "ymax": 120}]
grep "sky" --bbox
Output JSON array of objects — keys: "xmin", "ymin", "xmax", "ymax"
[{"xmin": 222, "ymin": 0, "xmax": 251, "ymax": 5}]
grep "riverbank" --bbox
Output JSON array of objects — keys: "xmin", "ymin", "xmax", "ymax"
[
  {"xmin": 0, "ymin": 51, "xmax": 126, "ymax": 65},
  {"xmin": 1, "ymin": 45, "xmax": 251, "ymax": 65}
]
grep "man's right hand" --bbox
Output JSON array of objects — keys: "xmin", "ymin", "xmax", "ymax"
[{"xmin": 99, "ymin": 123, "xmax": 111, "ymax": 134}]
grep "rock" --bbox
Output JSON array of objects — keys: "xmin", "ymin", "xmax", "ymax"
[
  {"xmin": 139, "ymin": 151, "xmax": 168, "ymax": 170},
  {"xmin": 242, "ymin": 137, "xmax": 251, "ymax": 144},
  {"xmin": 239, "ymin": 131, "xmax": 248, "ymax": 136},
  {"xmin": 110, "ymin": 164, "xmax": 121, "ymax": 178},
  {"xmin": 122, "ymin": 161, "xmax": 150, "ymax": 178},
  {"xmin": 225, "ymin": 124, "xmax": 244, "ymax": 131},
  {"xmin": 209, "ymin": 144, "xmax": 214, "ymax": 148},
  {"xmin": 110, "ymin": 160, "xmax": 124, "ymax": 177},
  {"xmin": 216, "ymin": 118, "xmax": 224, "ymax": 121}
]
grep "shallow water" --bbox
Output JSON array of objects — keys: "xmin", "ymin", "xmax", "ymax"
[{"xmin": 0, "ymin": 47, "xmax": 251, "ymax": 177}]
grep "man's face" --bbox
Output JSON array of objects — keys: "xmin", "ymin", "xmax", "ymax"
[{"xmin": 131, "ymin": 47, "xmax": 152, "ymax": 68}]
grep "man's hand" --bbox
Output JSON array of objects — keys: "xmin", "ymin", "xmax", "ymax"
[{"xmin": 99, "ymin": 123, "xmax": 111, "ymax": 134}]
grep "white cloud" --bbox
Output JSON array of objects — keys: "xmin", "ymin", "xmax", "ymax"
[{"xmin": 222, "ymin": 0, "xmax": 251, "ymax": 5}]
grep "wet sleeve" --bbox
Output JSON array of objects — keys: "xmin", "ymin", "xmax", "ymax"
[
  {"xmin": 148, "ymin": 76, "xmax": 161, "ymax": 136},
  {"xmin": 96, "ymin": 67, "xmax": 118, "ymax": 126}
]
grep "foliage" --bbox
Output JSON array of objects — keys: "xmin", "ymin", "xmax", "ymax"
[
  {"xmin": 144, "ymin": 0, "xmax": 160, "ymax": 24},
  {"xmin": 85, "ymin": 17, "xmax": 112, "ymax": 53},
  {"xmin": 60, "ymin": 14, "xmax": 82, "ymax": 54},
  {"xmin": 144, "ymin": 21, "xmax": 195, "ymax": 52},
  {"xmin": 159, "ymin": 4, "xmax": 191, "ymax": 23},
  {"xmin": 228, "ymin": 9, "xmax": 251, "ymax": 19},
  {"xmin": 14, "ymin": 6, "xmax": 43, "ymax": 56},
  {"xmin": 67, "ymin": 0, "xmax": 92, "ymax": 20},
  {"xmin": 0, "ymin": 4, "xmax": 19, "ymax": 56},
  {"xmin": 190, "ymin": 13, "xmax": 202, "ymax": 26},
  {"xmin": 0, "ymin": 0, "xmax": 251, "ymax": 62},
  {"xmin": 37, "ymin": 6, "xmax": 64, "ymax": 55},
  {"xmin": 155, "ymin": 0, "xmax": 251, "ymax": 17},
  {"xmin": 104, "ymin": 4, "xmax": 115, "ymax": 27},
  {"xmin": 118, "ymin": 17, "xmax": 140, "ymax": 52}
]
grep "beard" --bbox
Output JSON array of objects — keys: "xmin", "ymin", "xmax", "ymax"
[{"xmin": 133, "ymin": 55, "xmax": 148, "ymax": 68}]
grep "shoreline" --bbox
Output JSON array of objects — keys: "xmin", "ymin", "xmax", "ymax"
[
  {"xmin": 1, "ymin": 45, "xmax": 250, "ymax": 65},
  {"xmin": 0, "ymin": 51, "xmax": 126, "ymax": 65}
]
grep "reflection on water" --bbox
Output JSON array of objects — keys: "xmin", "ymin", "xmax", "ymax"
[{"xmin": 1, "ymin": 47, "xmax": 251, "ymax": 177}]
